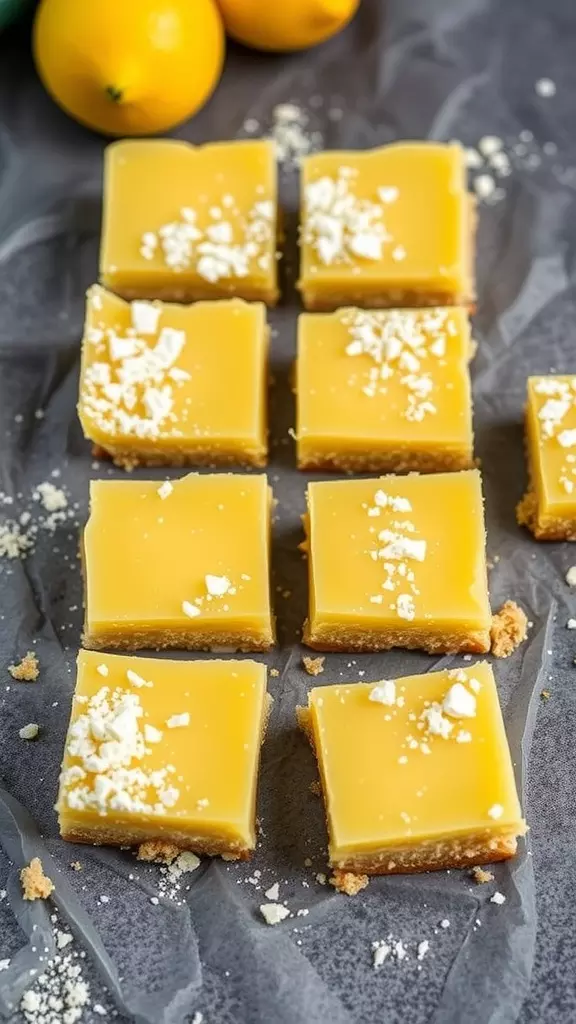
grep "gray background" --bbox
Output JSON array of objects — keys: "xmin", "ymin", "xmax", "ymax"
[{"xmin": 0, "ymin": 0, "xmax": 575, "ymax": 1021}]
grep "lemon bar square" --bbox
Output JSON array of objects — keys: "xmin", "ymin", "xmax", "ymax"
[
  {"xmin": 100, "ymin": 139, "xmax": 279, "ymax": 304},
  {"xmin": 517, "ymin": 375, "xmax": 576, "ymax": 539},
  {"xmin": 82, "ymin": 473, "xmax": 274, "ymax": 652},
  {"xmin": 298, "ymin": 142, "xmax": 474, "ymax": 312},
  {"xmin": 296, "ymin": 306, "xmax": 473, "ymax": 472},
  {"xmin": 298, "ymin": 663, "xmax": 526, "ymax": 874},
  {"xmin": 304, "ymin": 471, "xmax": 491, "ymax": 653},
  {"xmin": 57, "ymin": 651, "xmax": 269, "ymax": 859},
  {"xmin": 79, "ymin": 285, "xmax": 268, "ymax": 470}
]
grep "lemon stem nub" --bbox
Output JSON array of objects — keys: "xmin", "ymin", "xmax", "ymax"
[{"xmin": 105, "ymin": 86, "xmax": 123, "ymax": 103}]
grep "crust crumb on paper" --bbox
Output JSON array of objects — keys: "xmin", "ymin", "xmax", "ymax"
[
  {"xmin": 302, "ymin": 655, "xmax": 325, "ymax": 676},
  {"xmin": 471, "ymin": 865, "xmax": 494, "ymax": 884},
  {"xmin": 8, "ymin": 651, "xmax": 39, "ymax": 681},
  {"xmin": 309, "ymin": 779, "xmax": 322, "ymax": 796},
  {"xmin": 329, "ymin": 870, "xmax": 369, "ymax": 896},
  {"xmin": 137, "ymin": 840, "xmax": 180, "ymax": 865},
  {"xmin": 21, "ymin": 857, "xmax": 54, "ymax": 900},
  {"xmin": 490, "ymin": 601, "xmax": 528, "ymax": 658}
]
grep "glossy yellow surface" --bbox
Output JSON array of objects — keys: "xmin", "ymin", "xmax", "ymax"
[
  {"xmin": 83, "ymin": 473, "xmax": 274, "ymax": 650},
  {"xmin": 296, "ymin": 306, "xmax": 473, "ymax": 471},
  {"xmin": 305, "ymin": 664, "xmax": 524, "ymax": 862},
  {"xmin": 57, "ymin": 651, "xmax": 267, "ymax": 854},
  {"xmin": 526, "ymin": 375, "xmax": 576, "ymax": 518},
  {"xmin": 306, "ymin": 471, "xmax": 491, "ymax": 647},
  {"xmin": 100, "ymin": 139, "xmax": 278, "ymax": 303},
  {"xmin": 298, "ymin": 143, "xmax": 473, "ymax": 310},
  {"xmin": 79, "ymin": 286, "xmax": 268, "ymax": 467}
]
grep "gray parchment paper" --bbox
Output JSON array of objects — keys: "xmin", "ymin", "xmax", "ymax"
[{"xmin": 1, "ymin": 0, "xmax": 576, "ymax": 1021}]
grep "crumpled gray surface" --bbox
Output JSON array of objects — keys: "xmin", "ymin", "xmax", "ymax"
[{"xmin": 0, "ymin": 0, "xmax": 576, "ymax": 1021}]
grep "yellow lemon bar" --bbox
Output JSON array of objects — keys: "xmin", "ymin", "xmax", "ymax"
[
  {"xmin": 79, "ymin": 286, "xmax": 268, "ymax": 470},
  {"xmin": 298, "ymin": 142, "xmax": 474, "ymax": 311},
  {"xmin": 298, "ymin": 663, "xmax": 526, "ymax": 874},
  {"xmin": 304, "ymin": 471, "xmax": 490, "ymax": 653},
  {"xmin": 100, "ymin": 139, "xmax": 279, "ymax": 304},
  {"xmin": 517, "ymin": 375, "xmax": 576, "ymax": 539},
  {"xmin": 296, "ymin": 306, "xmax": 473, "ymax": 472},
  {"xmin": 57, "ymin": 651, "xmax": 269, "ymax": 859},
  {"xmin": 83, "ymin": 473, "xmax": 274, "ymax": 652}
]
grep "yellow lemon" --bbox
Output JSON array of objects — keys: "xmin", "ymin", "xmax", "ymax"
[
  {"xmin": 216, "ymin": 0, "xmax": 360, "ymax": 51},
  {"xmin": 33, "ymin": 0, "xmax": 225, "ymax": 136}
]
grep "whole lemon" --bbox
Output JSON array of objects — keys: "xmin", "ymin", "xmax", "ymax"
[
  {"xmin": 33, "ymin": 0, "xmax": 225, "ymax": 136},
  {"xmin": 216, "ymin": 0, "xmax": 360, "ymax": 51}
]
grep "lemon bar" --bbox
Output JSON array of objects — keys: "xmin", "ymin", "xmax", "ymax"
[
  {"xmin": 79, "ymin": 286, "xmax": 268, "ymax": 470},
  {"xmin": 296, "ymin": 306, "xmax": 473, "ymax": 472},
  {"xmin": 82, "ymin": 473, "xmax": 274, "ymax": 651},
  {"xmin": 517, "ymin": 375, "xmax": 576, "ymax": 539},
  {"xmin": 304, "ymin": 471, "xmax": 491, "ymax": 653},
  {"xmin": 298, "ymin": 142, "xmax": 474, "ymax": 311},
  {"xmin": 298, "ymin": 663, "xmax": 526, "ymax": 874},
  {"xmin": 100, "ymin": 139, "xmax": 279, "ymax": 304},
  {"xmin": 57, "ymin": 651, "xmax": 269, "ymax": 859}
]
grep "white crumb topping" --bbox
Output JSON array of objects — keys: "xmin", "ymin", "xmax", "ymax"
[
  {"xmin": 205, "ymin": 574, "xmax": 232, "ymax": 597},
  {"xmin": 144, "ymin": 725, "xmax": 163, "ymax": 744},
  {"xmin": 420, "ymin": 705, "xmax": 453, "ymax": 739},
  {"xmin": 369, "ymin": 680, "xmax": 396, "ymax": 706},
  {"xmin": 131, "ymin": 301, "xmax": 161, "ymax": 335},
  {"xmin": 182, "ymin": 601, "xmax": 201, "ymax": 618},
  {"xmin": 140, "ymin": 194, "xmax": 274, "ymax": 282},
  {"xmin": 264, "ymin": 882, "xmax": 280, "ymax": 901},
  {"xmin": 260, "ymin": 903, "xmax": 290, "ymax": 925},
  {"xmin": 488, "ymin": 803, "xmax": 504, "ymax": 819},
  {"xmin": 442, "ymin": 682, "xmax": 477, "ymax": 719},
  {"xmin": 341, "ymin": 307, "xmax": 455, "ymax": 421},
  {"xmin": 96, "ymin": 664, "xmax": 109, "ymax": 677},
  {"xmin": 166, "ymin": 713, "xmax": 190, "ymax": 729},
  {"xmin": 59, "ymin": 686, "xmax": 180, "ymax": 815},
  {"xmin": 157, "ymin": 481, "xmax": 174, "ymax": 500},
  {"xmin": 303, "ymin": 169, "xmax": 398, "ymax": 268},
  {"xmin": 126, "ymin": 669, "xmax": 152, "ymax": 689},
  {"xmin": 395, "ymin": 594, "xmax": 416, "ymax": 621}
]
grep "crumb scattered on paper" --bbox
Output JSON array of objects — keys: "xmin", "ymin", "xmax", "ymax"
[
  {"xmin": 329, "ymin": 870, "xmax": 369, "ymax": 896},
  {"xmin": 21, "ymin": 858, "xmax": 54, "ymax": 901},
  {"xmin": 19, "ymin": 723, "xmax": 39, "ymax": 740},
  {"xmin": 472, "ymin": 866, "xmax": 495, "ymax": 884},
  {"xmin": 309, "ymin": 779, "xmax": 322, "ymax": 796},
  {"xmin": 302, "ymin": 655, "xmax": 325, "ymax": 676},
  {"xmin": 8, "ymin": 651, "xmax": 39, "ymax": 681},
  {"xmin": 260, "ymin": 902, "xmax": 290, "ymax": 925},
  {"xmin": 490, "ymin": 600, "xmax": 528, "ymax": 657}
]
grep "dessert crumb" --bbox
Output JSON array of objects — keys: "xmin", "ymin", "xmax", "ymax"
[
  {"xmin": 490, "ymin": 600, "xmax": 528, "ymax": 658},
  {"xmin": 71, "ymin": 861, "xmax": 82, "ymax": 871},
  {"xmin": 20, "ymin": 857, "xmax": 54, "ymax": 901},
  {"xmin": 565, "ymin": 566, "xmax": 576, "ymax": 587},
  {"xmin": 490, "ymin": 891, "xmax": 506, "ymax": 905},
  {"xmin": 137, "ymin": 840, "xmax": 180, "ymax": 865},
  {"xmin": 471, "ymin": 866, "xmax": 494, "ymax": 884},
  {"xmin": 329, "ymin": 870, "xmax": 369, "ymax": 896},
  {"xmin": 260, "ymin": 902, "xmax": 290, "ymax": 925},
  {"xmin": 270, "ymin": 668, "xmax": 280, "ymax": 677},
  {"xmin": 541, "ymin": 689, "xmax": 551, "ymax": 700},
  {"xmin": 8, "ymin": 651, "xmax": 39, "ymax": 682},
  {"xmin": 302, "ymin": 655, "xmax": 325, "ymax": 676},
  {"xmin": 19, "ymin": 723, "xmax": 39, "ymax": 741},
  {"xmin": 309, "ymin": 779, "xmax": 322, "ymax": 796}
]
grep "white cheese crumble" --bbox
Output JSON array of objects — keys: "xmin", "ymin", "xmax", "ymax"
[
  {"xmin": 19, "ymin": 723, "xmax": 39, "ymax": 740},
  {"xmin": 96, "ymin": 664, "xmax": 109, "ymax": 677},
  {"xmin": 182, "ymin": 600, "xmax": 201, "ymax": 618},
  {"xmin": 131, "ymin": 301, "xmax": 161, "ymax": 335},
  {"xmin": 205, "ymin": 574, "xmax": 232, "ymax": 597},
  {"xmin": 144, "ymin": 725, "xmax": 163, "ymax": 744},
  {"xmin": 421, "ymin": 705, "xmax": 453, "ymax": 739},
  {"xmin": 303, "ymin": 169, "xmax": 392, "ymax": 267},
  {"xmin": 157, "ymin": 481, "xmax": 174, "ymax": 500},
  {"xmin": 369, "ymin": 680, "xmax": 396, "ymax": 706},
  {"xmin": 126, "ymin": 669, "xmax": 152, "ymax": 689},
  {"xmin": 395, "ymin": 594, "xmax": 416, "ymax": 621},
  {"xmin": 166, "ymin": 713, "xmax": 190, "ymax": 729},
  {"xmin": 260, "ymin": 903, "xmax": 290, "ymax": 925},
  {"xmin": 566, "ymin": 566, "xmax": 576, "ymax": 587},
  {"xmin": 442, "ymin": 683, "xmax": 477, "ymax": 719},
  {"xmin": 490, "ymin": 891, "xmax": 506, "ymax": 905},
  {"xmin": 59, "ymin": 687, "xmax": 180, "ymax": 816}
]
